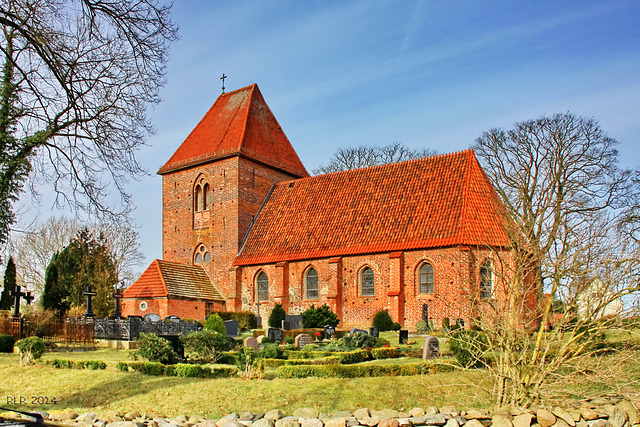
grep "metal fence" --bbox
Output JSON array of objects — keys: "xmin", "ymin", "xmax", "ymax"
[{"xmin": 0, "ymin": 316, "xmax": 95, "ymax": 346}]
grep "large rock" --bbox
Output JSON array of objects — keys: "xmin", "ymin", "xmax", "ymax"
[
  {"xmin": 463, "ymin": 420, "xmax": 484, "ymax": 427},
  {"xmin": 492, "ymin": 415, "xmax": 513, "ymax": 427},
  {"xmin": 360, "ymin": 416, "xmax": 382, "ymax": 427},
  {"xmin": 252, "ymin": 418, "xmax": 275, "ymax": 427},
  {"xmin": 125, "ymin": 411, "xmax": 142, "ymax": 421},
  {"xmin": 325, "ymin": 418, "xmax": 347, "ymax": 427},
  {"xmin": 373, "ymin": 410, "xmax": 400, "ymax": 420},
  {"xmin": 589, "ymin": 421, "xmax": 612, "ymax": 427},
  {"xmin": 536, "ymin": 409, "xmax": 557, "ymax": 427},
  {"xmin": 608, "ymin": 408, "xmax": 628, "ymax": 427},
  {"xmin": 616, "ymin": 400, "xmax": 640, "ymax": 425},
  {"xmin": 425, "ymin": 408, "xmax": 440, "ymax": 416},
  {"xmin": 379, "ymin": 420, "xmax": 400, "ymax": 427},
  {"xmin": 441, "ymin": 407, "xmax": 460, "ymax": 417},
  {"xmin": 552, "ymin": 409, "xmax": 575, "ymax": 427},
  {"xmin": 49, "ymin": 409, "xmax": 79, "ymax": 421},
  {"xmin": 265, "ymin": 410, "xmax": 286, "ymax": 422},
  {"xmin": 300, "ymin": 418, "xmax": 323, "ymax": 427},
  {"xmin": 578, "ymin": 409, "xmax": 599, "ymax": 421},
  {"xmin": 513, "ymin": 413, "xmax": 534, "ymax": 427},
  {"xmin": 354, "ymin": 409, "xmax": 371, "ymax": 419},
  {"xmin": 410, "ymin": 409, "xmax": 426, "ymax": 418},
  {"xmin": 275, "ymin": 419, "xmax": 301, "ymax": 427}
]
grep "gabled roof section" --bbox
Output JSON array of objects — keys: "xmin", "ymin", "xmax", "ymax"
[
  {"xmin": 158, "ymin": 84, "xmax": 309, "ymax": 178},
  {"xmin": 234, "ymin": 149, "xmax": 510, "ymax": 266},
  {"xmin": 123, "ymin": 259, "xmax": 225, "ymax": 301}
]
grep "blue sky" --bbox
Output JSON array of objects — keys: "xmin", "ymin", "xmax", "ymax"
[{"xmin": 25, "ymin": 1, "xmax": 640, "ymax": 279}]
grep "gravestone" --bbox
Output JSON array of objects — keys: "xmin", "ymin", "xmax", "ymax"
[
  {"xmin": 323, "ymin": 325, "xmax": 336, "ymax": 340},
  {"xmin": 350, "ymin": 328, "xmax": 368, "ymax": 335},
  {"xmin": 456, "ymin": 318, "xmax": 465, "ymax": 328},
  {"xmin": 369, "ymin": 326, "xmax": 379, "ymax": 338},
  {"xmin": 158, "ymin": 334, "xmax": 184, "ymax": 359},
  {"xmin": 144, "ymin": 313, "xmax": 161, "ymax": 322},
  {"xmin": 164, "ymin": 315, "xmax": 180, "ymax": 323},
  {"xmin": 224, "ymin": 319, "xmax": 239, "ymax": 337},
  {"xmin": 281, "ymin": 320, "xmax": 291, "ymax": 330},
  {"xmin": 285, "ymin": 314, "xmax": 303, "ymax": 330},
  {"xmin": 399, "ymin": 329, "xmax": 409, "ymax": 345},
  {"xmin": 244, "ymin": 336, "xmax": 260, "ymax": 351},
  {"xmin": 422, "ymin": 336, "xmax": 440, "ymax": 360},
  {"xmin": 295, "ymin": 333, "xmax": 313, "ymax": 349},
  {"xmin": 256, "ymin": 335, "xmax": 266, "ymax": 344},
  {"xmin": 267, "ymin": 327, "xmax": 284, "ymax": 343}
]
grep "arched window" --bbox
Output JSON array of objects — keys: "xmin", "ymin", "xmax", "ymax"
[
  {"xmin": 305, "ymin": 267, "xmax": 319, "ymax": 299},
  {"xmin": 419, "ymin": 262, "xmax": 434, "ymax": 294},
  {"xmin": 194, "ymin": 185, "xmax": 203, "ymax": 212},
  {"xmin": 257, "ymin": 271, "xmax": 269, "ymax": 302},
  {"xmin": 480, "ymin": 260, "xmax": 493, "ymax": 299},
  {"xmin": 194, "ymin": 244, "xmax": 210, "ymax": 264},
  {"xmin": 361, "ymin": 267, "xmax": 375, "ymax": 296},
  {"xmin": 202, "ymin": 183, "xmax": 209, "ymax": 210}
]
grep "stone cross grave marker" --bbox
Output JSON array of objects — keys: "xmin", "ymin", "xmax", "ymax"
[
  {"xmin": 281, "ymin": 320, "xmax": 290, "ymax": 330},
  {"xmin": 83, "ymin": 285, "xmax": 97, "ymax": 318},
  {"xmin": 399, "ymin": 329, "xmax": 409, "ymax": 345},
  {"xmin": 422, "ymin": 335, "xmax": 440, "ymax": 360},
  {"xmin": 295, "ymin": 333, "xmax": 313, "ymax": 349},
  {"xmin": 244, "ymin": 336, "xmax": 260, "ymax": 352},
  {"xmin": 285, "ymin": 314, "xmax": 303, "ymax": 330},
  {"xmin": 111, "ymin": 287, "xmax": 124, "ymax": 319},
  {"xmin": 369, "ymin": 326, "xmax": 379, "ymax": 338},
  {"xmin": 267, "ymin": 327, "xmax": 284, "ymax": 343},
  {"xmin": 224, "ymin": 319, "xmax": 239, "ymax": 337}
]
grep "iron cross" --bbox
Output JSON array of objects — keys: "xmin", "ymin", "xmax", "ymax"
[
  {"xmin": 221, "ymin": 73, "xmax": 227, "ymax": 93},
  {"xmin": 11, "ymin": 285, "xmax": 33, "ymax": 318}
]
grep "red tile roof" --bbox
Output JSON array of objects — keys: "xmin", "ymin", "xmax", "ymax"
[
  {"xmin": 123, "ymin": 259, "xmax": 225, "ymax": 300},
  {"xmin": 234, "ymin": 149, "xmax": 510, "ymax": 266},
  {"xmin": 158, "ymin": 84, "xmax": 308, "ymax": 178}
]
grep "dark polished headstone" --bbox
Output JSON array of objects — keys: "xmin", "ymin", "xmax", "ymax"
[
  {"xmin": 284, "ymin": 314, "xmax": 303, "ymax": 330},
  {"xmin": 323, "ymin": 325, "xmax": 336, "ymax": 340},
  {"xmin": 267, "ymin": 327, "xmax": 284, "ymax": 343},
  {"xmin": 224, "ymin": 319, "xmax": 239, "ymax": 337},
  {"xmin": 399, "ymin": 329, "xmax": 409, "ymax": 345},
  {"xmin": 369, "ymin": 326, "xmax": 379, "ymax": 338},
  {"xmin": 281, "ymin": 320, "xmax": 290, "ymax": 330}
]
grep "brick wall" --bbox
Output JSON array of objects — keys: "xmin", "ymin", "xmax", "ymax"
[{"xmin": 122, "ymin": 297, "xmax": 224, "ymax": 320}]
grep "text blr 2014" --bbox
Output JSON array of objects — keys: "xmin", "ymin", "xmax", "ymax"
[{"xmin": 6, "ymin": 395, "xmax": 58, "ymax": 405}]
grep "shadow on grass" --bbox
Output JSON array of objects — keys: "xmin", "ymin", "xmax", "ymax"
[{"xmin": 58, "ymin": 373, "xmax": 200, "ymax": 409}]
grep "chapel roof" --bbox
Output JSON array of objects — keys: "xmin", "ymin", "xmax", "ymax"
[
  {"xmin": 158, "ymin": 84, "xmax": 308, "ymax": 178},
  {"xmin": 234, "ymin": 149, "xmax": 510, "ymax": 266},
  {"xmin": 123, "ymin": 259, "xmax": 225, "ymax": 301}
]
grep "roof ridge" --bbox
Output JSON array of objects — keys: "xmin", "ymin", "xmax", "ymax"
[
  {"xmin": 155, "ymin": 259, "xmax": 170, "ymax": 295},
  {"xmin": 459, "ymin": 150, "xmax": 475, "ymax": 243}
]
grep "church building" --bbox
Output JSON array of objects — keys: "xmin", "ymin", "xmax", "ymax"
[{"xmin": 122, "ymin": 83, "xmax": 514, "ymax": 329}]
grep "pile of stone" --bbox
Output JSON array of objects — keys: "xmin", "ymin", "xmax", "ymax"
[{"xmin": 38, "ymin": 397, "xmax": 640, "ymax": 427}]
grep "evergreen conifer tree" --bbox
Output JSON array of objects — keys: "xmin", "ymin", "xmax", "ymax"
[{"xmin": 0, "ymin": 257, "xmax": 16, "ymax": 310}]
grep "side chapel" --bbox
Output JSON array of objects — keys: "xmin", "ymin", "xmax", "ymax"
[{"xmin": 122, "ymin": 83, "xmax": 514, "ymax": 329}]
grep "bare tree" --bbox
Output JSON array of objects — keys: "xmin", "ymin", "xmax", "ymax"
[
  {"xmin": 467, "ymin": 113, "xmax": 639, "ymax": 406},
  {"xmin": 12, "ymin": 216, "xmax": 143, "ymax": 296},
  {"xmin": 313, "ymin": 142, "xmax": 437, "ymax": 175},
  {"xmin": 0, "ymin": 0, "xmax": 178, "ymax": 245}
]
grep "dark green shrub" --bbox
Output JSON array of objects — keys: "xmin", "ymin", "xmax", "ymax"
[
  {"xmin": 116, "ymin": 362, "xmax": 129, "ymax": 372},
  {"xmin": 204, "ymin": 313, "xmax": 227, "ymax": 336},
  {"xmin": 218, "ymin": 351, "xmax": 238, "ymax": 365},
  {"xmin": 233, "ymin": 311, "xmax": 258, "ymax": 330},
  {"xmin": 342, "ymin": 332, "xmax": 376, "ymax": 350},
  {"xmin": 391, "ymin": 322, "xmax": 401, "ymax": 331},
  {"xmin": 15, "ymin": 336, "xmax": 45, "ymax": 365},
  {"xmin": 46, "ymin": 358, "xmax": 73, "ymax": 368},
  {"xmin": 133, "ymin": 333, "xmax": 179, "ymax": 364},
  {"xmin": 374, "ymin": 337, "xmax": 390, "ymax": 347},
  {"xmin": 180, "ymin": 329, "xmax": 231, "ymax": 363},
  {"xmin": 302, "ymin": 304, "xmax": 339, "ymax": 328},
  {"xmin": 258, "ymin": 343, "xmax": 285, "ymax": 359},
  {"xmin": 268, "ymin": 304, "xmax": 286, "ymax": 328},
  {"xmin": 372, "ymin": 310, "xmax": 394, "ymax": 331},
  {"xmin": 260, "ymin": 336, "xmax": 271, "ymax": 344},
  {"xmin": 174, "ymin": 363, "xmax": 237, "ymax": 378},
  {"xmin": 284, "ymin": 336, "xmax": 294, "ymax": 345},
  {"xmin": 86, "ymin": 360, "xmax": 107, "ymax": 370},
  {"xmin": 450, "ymin": 330, "xmax": 488, "ymax": 368},
  {"xmin": 139, "ymin": 362, "xmax": 165, "ymax": 375},
  {"xmin": 0, "ymin": 334, "xmax": 15, "ymax": 353}
]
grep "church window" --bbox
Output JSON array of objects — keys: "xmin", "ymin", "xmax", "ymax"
[
  {"xmin": 194, "ymin": 185, "xmax": 203, "ymax": 212},
  {"xmin": 418, "ymin": 262, "xmax": 434, "ymax": 294},
  {"xmin": 361, "ymin": 267, "xmax": 375, "ymax": 296},
  {"xmin": 480, "ymin": 260, "xmax": 493, "ymax": 299},
  {"xmin": 194, "ymin": 245, "xmax": 210, "ymax": 264},
  {"xmin": 202, "ymin": 183, "xmax": 209, "ymax": 210},
  {"xmin": 305, "ymin": 267, "xmax": 319, "ymax": 299},
  {"xmin": 257, "ymin": 271, "xmax": 269, "ymax": 301}
]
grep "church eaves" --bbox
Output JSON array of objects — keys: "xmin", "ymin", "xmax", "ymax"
[
  {"xmin": 158, "ymin": 84, "xmax": 309, "ymax": 178},
  {"xmin": 234, "ymin": 149, "xmax": 511, "ymax": 266}
]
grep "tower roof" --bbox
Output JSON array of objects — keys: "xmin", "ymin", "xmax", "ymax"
[
  {"xmin": 234, "ymin": 149, "xmax": 510, "ymax": 265},
  {"xmin": 123, "ymin": 259, "xmax": 225, "ymax": 301},
  {"xmin": 158, "ymin": 84, "xmax": 308, "ymax": 177}
]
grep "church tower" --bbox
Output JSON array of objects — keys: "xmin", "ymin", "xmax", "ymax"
[{"xmin": 157, "ymin": 84, "xmax": 308, "ymax": 309}]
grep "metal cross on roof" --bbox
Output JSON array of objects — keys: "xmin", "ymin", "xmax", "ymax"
[{"xmin": 221, "ymin": 73, "xmax": 227, "ymax": 94}]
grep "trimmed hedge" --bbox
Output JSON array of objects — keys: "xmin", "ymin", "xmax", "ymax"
[
  {"xmin": 276, "ymin": 361, "xmax": 456, "ymax": 379},
  {"xmin": 262, "ymin": 357, "xmax": 339, "ymax": 368},
  {"xmin": 371, "ymin": 347, "xmax": 400, "ymax": 359},
  {"xmin": 286, "ymin": 350, "xmax": 334, "ymax": 359},
  {"xmin": 44, "ymin": 359, "xmax": 107, "ymax": 370},
  {"xmin": 116, "ymin": 361, "xmax": 238, "ymax": 378}
]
